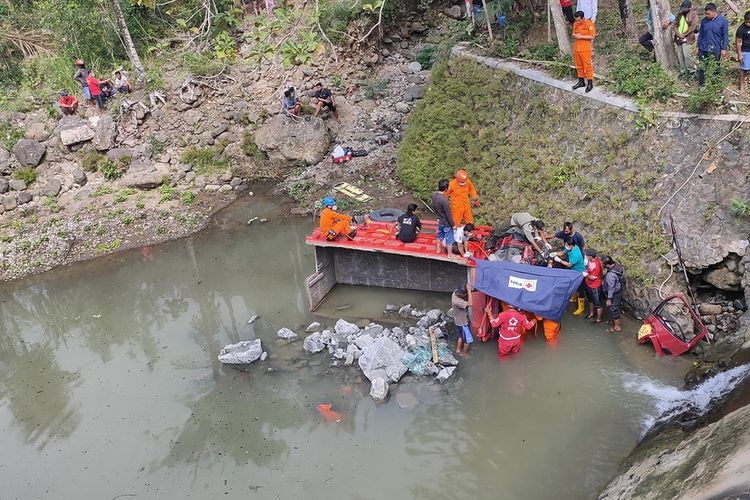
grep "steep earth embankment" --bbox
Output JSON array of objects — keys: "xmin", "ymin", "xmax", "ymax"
[{"xmin": 398, "ymin": 46, "xmax": 750, "ymax": 354}]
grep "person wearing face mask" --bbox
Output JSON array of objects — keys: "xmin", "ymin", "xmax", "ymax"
[
  {"xmin": 446, "ymin": 169, "xmax": 479, "ymax": 226},
  {"xmin": 319, "ymin": 196, "xmax": 357, "ymax": 240}
]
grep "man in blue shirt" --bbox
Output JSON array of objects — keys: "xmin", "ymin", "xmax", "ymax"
[{"xmin": 696, "ymin": 2, "xmax": 729, "ymax": 85}]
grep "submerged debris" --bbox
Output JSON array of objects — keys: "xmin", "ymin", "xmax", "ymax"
[
  {"xmin": 218, "ymin": 339, "xmax": 263, "ymax": 364},
  {"xmin": 277, "ymin": 327, "xmax": 298, "ymax": 341},
  {"xmin": 277, "ymin": 303, "xmax": 459, "ymax": 401}
]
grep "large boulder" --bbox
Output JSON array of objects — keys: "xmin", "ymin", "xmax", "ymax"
[
  {"xmin": 254, "ymin": 114, "xmax": 330, "ymax": 165},
  {"xmin": 43, "ymin": 178, "xmax": 62, "ymax": 197},
  {"xmin": 94, "ymin": 115, "xmax": 117, "ymax": 151},
  {"xmin": 107, "ymin": 148, "xmax": 132, "ymax": 163},
  {"xmin": 358, "ymin": 336, "xmax": 407, "ymax": 382},
  {"xmin": 703, "ymin": 267, "xmax": 742, "ymax": 291},
  {"xmin": 120, "ymin": 171, "xmax": 163, "ymax": 189},
  {"xmin": 277, "ymin": 327, "xmax": 298, "ymax": 341},
  {"xmin": 12, "ymin": 139, "xmax": 46, "ymax": 166},
  {"xmin": 303, "ymin": 331, "xmax": 325, "ymax": 353},
  {"xmin": 24, "ymin": 123, "xmax": 49, "ymax": 142},
  {"xmin": 334, "ymin": 319, "xmax": 360, "ymax": 337},
  {"xmin": 217, "ymin": 339, "xmax": 263, "ymax": 364},
  {"xmin": 59, "ymin": 119, "xmax": 94, "ymax": 146}
]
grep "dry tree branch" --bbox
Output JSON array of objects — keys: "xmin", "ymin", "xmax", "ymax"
[
  {"xmin": 315, "ymin": 0, "xmax": 338, "ymax": 62},
  {"xmin": 355, "ymin": 0, "xmax": 385, "ymax": 44},
  {"xmin": 1, "ymin": 28, "xmax": 52, "ymax": 57}
]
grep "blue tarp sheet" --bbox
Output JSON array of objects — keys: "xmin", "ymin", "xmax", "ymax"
[{"xmin": 473, "ymin": 260, "xmax": 584, "ymax": 322}]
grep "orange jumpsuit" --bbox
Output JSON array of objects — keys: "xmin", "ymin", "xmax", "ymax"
[
  {"xmin": 446, "ymin": 178, "xmax": 478, "ymax": 225},
  {"xmin": 319, "ymin": 207, "xmax": 352, "ymax": 240},
  {"xmin": 537, "ymin": 315, "xmax": 561, "ymax": 342},
  {"xmin": 573, "ymin": 19, "xmax": 596, "ymax": 81}
]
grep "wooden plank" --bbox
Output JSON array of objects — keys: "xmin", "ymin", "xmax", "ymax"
[{"xmin": 429, "ymin": 328, "xmax": 439, "ymax": 364}]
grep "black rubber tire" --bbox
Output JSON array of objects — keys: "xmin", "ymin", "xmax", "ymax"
[{"xmin": 369, "ymin": 208, "xmax": 404, "ymax": 222}]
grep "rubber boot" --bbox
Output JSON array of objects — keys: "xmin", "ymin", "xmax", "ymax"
[
  {"xmin": 573, "ymin": 297, "xmax": 586, "ymax": 315},
  {"xmin": 569, "ymin": 292, "xmax": 578, "ymax": 303},
  {"xmin": 585, "ymin": 80, "xmax": 594, "ymax": 93},
  {"xmin": 572, "ymin": 78, "xmax": 585, "ymax": 90},
  {"xmin": 347, "ymin": 229, "xmax": 357, "ymax": 240}
]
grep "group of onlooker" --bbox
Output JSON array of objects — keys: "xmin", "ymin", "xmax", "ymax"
[
  {"xmin": 59, "ymin": 59, "xmax": 132, "ymax": 115},
  {"xmin": 565, "ymin": 0, "xmax": 750, "ymax": 93}
]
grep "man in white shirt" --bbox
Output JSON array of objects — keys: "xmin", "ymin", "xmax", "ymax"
[
  {"xmin": 454, "ymin": 223, "xmax": 475, "ymax": 257},
  {"xmin": 576, "ymin": 0, "xmax": 597, "ymax": 22},
  {"xmin": 113, "ymin": 70, "xmax": 131, "ymax": 93}
]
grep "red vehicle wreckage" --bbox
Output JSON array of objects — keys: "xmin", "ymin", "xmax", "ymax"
[{"xmin": 305, "ymin": 214, "xmax": 710, "ymax": 356}]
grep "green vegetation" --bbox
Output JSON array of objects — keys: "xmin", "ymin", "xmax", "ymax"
[
  {"xmin": 91, "ymin": 185, "xmax": 114, "ymax": 197},
  {"xmin": 0, "ymin": 122, "xmax": 24, "ymax": 152},
  {"xmin": 114, "ymin": 188, "xmax": 137, "ymax": 203},
  {"xmin": 183, "ymin": 52, "xmax": 225, "ymax": 77},
  {"xmin": 98, "ymin": 158, "xmax": 124, "ymax": 180},
  {"xmin": 242, "ymin": 131, "xmax": 268, "ymax": 160},
  {"xmin": 686, "ymin": 57, "xmax": 726, "ymax": 113},
  {"xmin": 95, "ymin": 239, "xmax": 122, "ymax": 253},
  {"xmin": 608, "ymin": 53, "xmax": 676, "ymax": 104},
  {"xmin": 180, "ymin": 146, "xmax": 229, "ymax": 175},
  {"xmin": 181, "ymin": 190, "xmax": 195, "ymax": 205},
  {"xmin": 159, "ymin": 184, "xmax": 177, "ymax": 203},
  {"xmin": 363, "ymin": 78, "xmax": 389, "ymax": 100},
  {"xmin": 288, "ymin": 180, "xmax": 312, "ymax": 202},
  {"xmin": 416, "ymin": 46, "xmax": 437, "ymax": 70},
  {"xmin": 42, "ymin": 196, "xmax": 62, "ymax": 213},
  {"xmin": 11, "ymin": 166, "xmax": 37, "ymax": 184},
  {"xmin": 730, "ymin": 199, "xmax": 750, "ymax": 217},
  {"xmin": 398, "ymin": 58, "xmax": 670, "ymax": 283}
]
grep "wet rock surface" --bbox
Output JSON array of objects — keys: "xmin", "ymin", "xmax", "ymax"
[
  {"xmin": 218, "ymin": 339, "xmax": 263, "ymax": 364},
  {"xmin": 277, "ymin": 303, "xmax": 459, "ymax": 401}
]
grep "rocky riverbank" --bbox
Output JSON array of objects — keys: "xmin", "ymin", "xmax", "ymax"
[{"xmin": 0, "ymin": 11, "xmax": 445, "ymax": 282}]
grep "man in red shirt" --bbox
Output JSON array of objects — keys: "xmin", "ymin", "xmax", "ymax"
[
  {"xmin": 560, "ymin": 0, "xmax": 574, "ymax": 23},
  {"xmin": 485, "ymin": 304, "xmax": 537, "ymax": 357},
  {"xmin": 58, "ymin": 90, "xmax": 78, "ymax": 115},
  {"xmin": 584, "ymin": 248, "xmax": 604, "ymax": 323},
  {"xmin": 86, "ymin": 71, "xmax": 109, "ymax": 109}
]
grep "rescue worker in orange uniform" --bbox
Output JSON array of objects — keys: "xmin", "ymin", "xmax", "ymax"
[
  {"xmin": 572, "ymin": 11, "xmax": 597, "ymax": 93},
  {"xmin": 485, "ymin": 304, "xmax": 537, "ymax": 357},
  {"xmin": 446, "ymin": 169, "xmax": 479, "ymax": 225},
  {"xmin": 319, "ymin": 196, "xmax": 356, "ymax": 240},
  {"xmin": 536, "ymin": 315, "xmax": 561, "ymax": 342}
]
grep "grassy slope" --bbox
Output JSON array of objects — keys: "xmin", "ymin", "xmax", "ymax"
[{"xmin": 397, "ymin": 57, "xmax": 670, "ymax": 283}]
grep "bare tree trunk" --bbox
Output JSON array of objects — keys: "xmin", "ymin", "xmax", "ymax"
[
  {"xmin": 481, "ymin": 0, "xmax": 494, "ymax": 39},
  {"xmin": 549, "ymin": 0, "xmax": 571, "ymax": 55},
  {"xmin": 109, "ymin": 0, "xmax": 146, "ymax": 85},
  {"xmin": 649, "ymin": 0, "xmax": 677, "ymax": 70},
  {"xmin": 618, "ymin": 0, "xmax": 638, "ymax": 38}
]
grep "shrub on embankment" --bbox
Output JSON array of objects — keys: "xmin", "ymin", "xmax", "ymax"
[{"xmin": 397, "ymin": 58, "xmax": 670, "ymax": 284}]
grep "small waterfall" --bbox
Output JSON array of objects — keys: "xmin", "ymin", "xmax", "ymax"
[{"xmin": 622, "ymin": 365, "xmax": 750, "ymax": 432}]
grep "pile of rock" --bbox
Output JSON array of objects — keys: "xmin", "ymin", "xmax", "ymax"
[
  {"xmin": 278, "ymin": 306, "xmax": 458, "ymax": 402},
  {"xmin": 698, "ymin": 298, "xmax": 746, "ymax": 337}
]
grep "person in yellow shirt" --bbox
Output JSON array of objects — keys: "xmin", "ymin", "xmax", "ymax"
[
  {"xmin": 446, "ymin": 169, "xmax": 479, "ymax": 225},
  {"xmin": 572, "ymin": 11, "xmax": 597, "ymax": 93},
  {"xmin": 319, "ymin": 197, "xmax": 356, "ymax": 240}
]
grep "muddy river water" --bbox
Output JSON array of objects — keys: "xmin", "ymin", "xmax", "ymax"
[{"xmin": 0, "ymin": 188, "xmax": 692, "ymax": 499}]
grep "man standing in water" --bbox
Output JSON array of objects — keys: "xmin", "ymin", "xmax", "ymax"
[
  {"xmin": 601, "ymin": 255, "xmax": 625, "ymax": 332},
  {"xmin": 485, "ymin": 304, "xmax": 537, "ymax": 357},
  {"xmin": 452, "ymin": 285, "xmax": 473, "ymax": 355},
  {"xmin": 432, "ymin": 179, "xmax": 457, "ymax": 258}
]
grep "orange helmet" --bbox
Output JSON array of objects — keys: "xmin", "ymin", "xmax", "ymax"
[
  {"xmin": 75, "ymin": 59, "xmax": 84, "ymax": 66},
  {"xmin": 456, "ymin": 169, "xmax": 468, "ymax": 182}
]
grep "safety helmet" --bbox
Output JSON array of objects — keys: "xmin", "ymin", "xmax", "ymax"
[
  {"xmin": 456, "ymin": 169, "xmax": 468, "ymax": 182},
  {"xmin": 322, "ymin": 196, "xmax": 336, "ymax": 207},
  {"xmin": 75, "ymin": 59, "xmax": 84, "ymax": 66}
]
